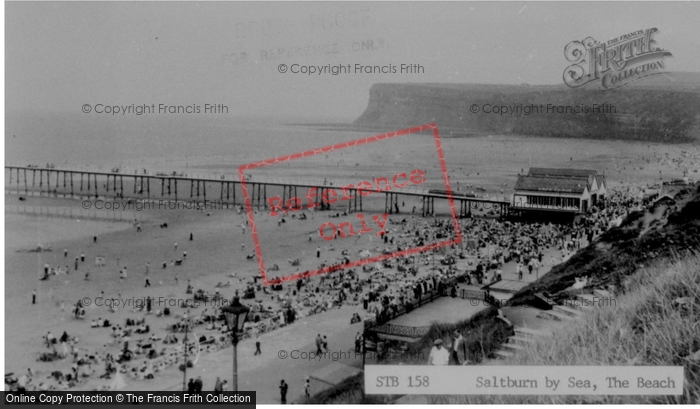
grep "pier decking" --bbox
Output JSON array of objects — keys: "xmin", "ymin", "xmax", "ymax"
[{"xmin": 5, "ymin": 165, "xmax": 510, "ymax": 218}]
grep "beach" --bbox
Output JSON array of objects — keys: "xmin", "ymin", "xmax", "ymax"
[{"xmin": 5, "ymin": 125, "xmax": 700, "ymax": 399}]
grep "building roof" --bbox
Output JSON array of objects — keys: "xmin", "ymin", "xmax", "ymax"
[
  {"xmin": 514, "ymin": 175, "xmax": 588, "ymax": 194},
  {"xmin": 528, "ymin": 168, "xmax": 598, "ymax": 178},
  {"xmin": 524, "ymin": 167, "xmax": 606, "ymax": 192}
]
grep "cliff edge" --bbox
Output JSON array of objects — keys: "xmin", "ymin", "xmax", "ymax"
[{"xmin": 354, "ymin": 72, "xmax": 700, "ymax": 142}]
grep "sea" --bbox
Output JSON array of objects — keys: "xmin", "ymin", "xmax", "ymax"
[{"xmin": 5, "ymin": 112, "xmax": 369, "ymax": 174}]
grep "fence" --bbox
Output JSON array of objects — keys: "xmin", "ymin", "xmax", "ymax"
[
  {"xmin": 460, "ymin": 289, "xmax": 487, "ymax": 301},
  {"xmin": 363, "ymin": 288, "xmax": 443, "ymax": 338},
  {"xmin": 363, "ymin": 273, "xmax": 493, "ymax": 339},
  {"xmin": 369, "ymin": 323, "xmax": 432, "ymax": 339}
]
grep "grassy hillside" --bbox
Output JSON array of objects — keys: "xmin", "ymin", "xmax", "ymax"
[
  {"xmin": 509, "ymin": 185, "xmax": 700, "ymax": 307},
  {"xmin": 436, "ymin": 253, "xmax": 700, "ymax": 404}
]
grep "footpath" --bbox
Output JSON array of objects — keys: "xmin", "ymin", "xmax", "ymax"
[{"xmin": 124, "ymin": 305, "xmax": 365, "ymax": 403}]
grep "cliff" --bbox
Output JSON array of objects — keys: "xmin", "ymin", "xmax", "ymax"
[{"xmin": 354, "ymin": 72, "xmax": 700, "ymax": 142}]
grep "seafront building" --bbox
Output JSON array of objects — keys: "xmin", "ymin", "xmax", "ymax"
[{"xmin": 512, "ymin": 168, "xmax": 607, "ymax": 214}]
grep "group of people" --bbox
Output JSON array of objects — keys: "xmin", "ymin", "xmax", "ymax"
[{"xmin": 428, "ymin": 328, "xmax": 469, "ymax": 366}]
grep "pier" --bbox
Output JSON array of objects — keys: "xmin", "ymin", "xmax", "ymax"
[{"xmin": 5, "ymin": 166, "xmax": 510, "ymax": 218}]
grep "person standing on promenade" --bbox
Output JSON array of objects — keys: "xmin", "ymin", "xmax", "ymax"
[
  {"xmin": 188, "ymin": 378, "xmax": 196, "ymax": 392},
  {"xmin": 254, "ymin": 336, "xmax": 262, "ymax": 355},
  {"xmin": 516, "ymin": 262, "xmax": 523, "ymax": 280},
  {"xmin": 279, "ymin": 380, "xmax": 288, "ymax": 404},
  {"xmin": 315, "ymin": 334, "xmax": 323, "ymax": 355}
]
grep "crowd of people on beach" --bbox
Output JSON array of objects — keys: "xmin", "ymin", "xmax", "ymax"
[{"xmin": 9, "ymin": 183, "xmax": 654, "ymax": 395}]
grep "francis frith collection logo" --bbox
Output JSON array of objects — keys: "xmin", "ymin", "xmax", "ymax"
[{"xmin": 563, "ymin": 28, "xmax": 673, "ymax": 90}]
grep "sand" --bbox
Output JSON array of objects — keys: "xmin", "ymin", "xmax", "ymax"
[{"xmin": 5, "ymin": 133, "xmax": 699, "ymax": 399}]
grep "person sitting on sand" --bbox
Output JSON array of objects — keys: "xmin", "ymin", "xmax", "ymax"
[{"xmin": 46, "ymin": 331, "xmax": 57, "ymax": 346}]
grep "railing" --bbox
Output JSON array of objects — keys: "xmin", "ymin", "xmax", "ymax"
[
  {"xmin": 370, "ymin": 323, "xmax": 432, "ymax": 339},
  {"xmin": 363, "ymin": 275, "xmax": 461, "ymax": 336},
  {"xmin": 363, "ymin": 288, "xmax": 442, "ymax": 334},
  {"xmin": 511, "ymin": 202, "xmax": 580, "ymax": 212},
  {"xmin": 6, "ymin": 166, "xmax": 511, "ymax": 204},
  {"xmin": 460, "ymin": 289, "xmax": 487, "ymax": 301}
]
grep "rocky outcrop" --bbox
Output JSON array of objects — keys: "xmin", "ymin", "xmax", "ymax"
[{"xmin": 354, "ymin": 73, "xmax": 700, "ymax": 142}]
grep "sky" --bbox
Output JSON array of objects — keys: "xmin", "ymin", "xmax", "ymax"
[{"xmin": 6, "ymin": 1, "xmax": 700, "ymax": 121}]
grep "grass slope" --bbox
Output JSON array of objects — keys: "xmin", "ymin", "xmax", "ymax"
[{"xmin": 435, "ymin": 253, "xmax": 700, "ymax": 403}]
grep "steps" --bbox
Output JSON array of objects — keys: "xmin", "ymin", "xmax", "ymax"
[
  {"xmin": 537, "ymin": 309, "xmax": 574, "ymax": 321},
  {"xmin": 494, "ymin": 326, "xmax": 547, "ymax": 360},
  {"xmin": 514, "ymin": 326, "xmax": 550, "ymax": 338},
  {"xmin": 553, "ymin": 305, "xmax": 585, "ymax": 317}
]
